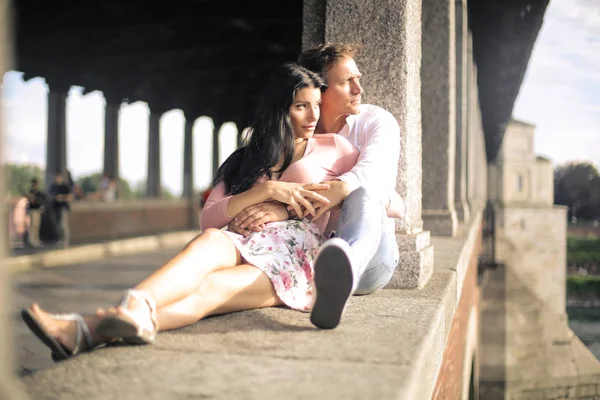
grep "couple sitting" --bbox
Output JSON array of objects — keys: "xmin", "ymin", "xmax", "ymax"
[{"xmin": 21, "ymin": 42, "xmax": 405, "ymax": 360}]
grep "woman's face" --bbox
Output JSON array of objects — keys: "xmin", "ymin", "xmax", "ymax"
[{"xmin": 289, "ymin": 87, "xmax": 321, "ymax": 141}]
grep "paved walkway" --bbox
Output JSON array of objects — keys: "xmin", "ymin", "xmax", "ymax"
[{"xmin": 12, "ymin": 250, "xmax": 171, "ymax": 375}]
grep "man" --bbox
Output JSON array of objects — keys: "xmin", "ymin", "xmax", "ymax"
[
  {"xmin": 230, "ymin": 43, "xmax": 405, "ymax": 329},
  {"xmin": 25, "ymin": 178, "xmax": 46, "ymax": 248},
  {"xmin": 48, "ymin": 171, "xmax": 73, "ymax": 248}
]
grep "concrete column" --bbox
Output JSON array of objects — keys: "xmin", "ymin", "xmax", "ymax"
[
  {"xmin": 454, "ymin": 0, "xmax": 470, "ymax": 221},
  {"xmin": 421, "ymin": 0, "xmax": 458, "ymax": 237},
  {"xmin": 303, "ymin": 0, "xmax": 434, "ymax": 288},
  {"xmin": 0, "ymin": 1, "xmax": 27, "ymax": 398},
  {"xmin": 182, "ymin": 118, "xmax": 194, "ymax": 198},
  {"xmin": 146, "ymin": 111, "xmax": 161, "ymax": 197},
  {"xmin": 45, "ymin": 88, "xmax": 68, "ymax": 190},
  {"xmin": 212, "ymin": 122, "xmax": 221, "ymax": 179},
  {"xmin": 475, "ymin": 104, "xmax": 487, "ymax": 205},
  {"xmin": 466, "ymin": 31, "xmax": 476, "ymax": 209},
  {"xmin": 103, "ymin": 101, "xmax": 120, "ymax": 190},
  {"xmin": 235, "ymin": 121, "xmax": 245, "ymax": 149}
]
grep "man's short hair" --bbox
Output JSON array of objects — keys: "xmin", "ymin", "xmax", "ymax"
[
  {"xmin": 31, "ymin": 178, "xmax": 38, "ymax": 184},
  {"xmin": 297, "ymin": 42, "xmax": 362, "ymax": 81}
]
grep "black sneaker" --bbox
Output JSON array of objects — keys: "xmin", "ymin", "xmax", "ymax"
[{"xmin": 310, "ymin": 238, "xmax": 354, "ymax": 329}]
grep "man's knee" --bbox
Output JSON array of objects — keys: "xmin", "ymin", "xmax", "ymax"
[
  {"xmin": 354, "ymin": 262, "xmax": 395, "ymax": 295},
  {"xmin": 343, "ymin": 186, "xmax": 378, "ymax": 209}
]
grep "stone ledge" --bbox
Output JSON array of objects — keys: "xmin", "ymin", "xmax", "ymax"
[
  {"xmin": 15, "ymin": 213, "xmax": 484, "ymax": 400},
  {"xmin": 4, "ymin": 230, "xmax": 199, "ymax": 274}
]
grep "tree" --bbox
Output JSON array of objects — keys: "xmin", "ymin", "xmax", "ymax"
[
  {"xmin": 3, "ymin": 163, "xmax": 44, "ymax": 196},
  {"xmin": 554, "ymin": 161, "xmax": 600, "ymax": 221},
  {"xmin": 75, "ymin": 172, "xmax": 135, "ymax": 200}
]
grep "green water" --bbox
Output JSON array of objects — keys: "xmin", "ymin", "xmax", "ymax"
[{"xmin": 567, "ymin": 307, "xmax": 600, "ymax": 360}]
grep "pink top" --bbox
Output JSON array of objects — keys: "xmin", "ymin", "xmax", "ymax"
[{"xmin": 201, "ymin": 133, "xmax": 359, "ymax": 237}]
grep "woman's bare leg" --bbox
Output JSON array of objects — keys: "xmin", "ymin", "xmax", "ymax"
[
  {"xmin": 155, "ymin": 264, "xmax": 282, "ymax": 331},
  {"xmin": 135, "ymin": 228, "xmax": 242, "ymax": 306},
  {"xmin": 110, "ymin": 228, "xmax": 243, "ymax": 331},
  {"xmin": 27, "ymin": 264, "xmax": 281, "ymax": 352},
  {"xmin": 24, "ymin": 228, "xmax": 245, "ymax": 351}
]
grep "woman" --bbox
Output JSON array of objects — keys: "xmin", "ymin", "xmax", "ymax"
[{"xmin": 21, "ymin": 63, "xmax": 361, "ymax": 360}]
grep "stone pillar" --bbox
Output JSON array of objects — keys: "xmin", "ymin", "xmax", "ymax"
[
  {"xmin": 146, "ymin": 111, "xmax": 161, "ymax": 197},
  {"xmin": 103, "ymin": 100, "xmax": 120, "ymax": 191},
  {"xmin": 454, "ymin": 0, "xmax": 470, "ymax": 221},
  {"xmin": 466, "ymin": 31, "xmax": 476, "ymax": 210},
  {"xmin": 182, "ymin": 117, "xmax": 194, "ymax": 198},
  {"xmin": 0, "ymin": 1, "xmax": 27, "ymax": 398},
  {"xmin": 476, "ymin": 105, "xmax": 487, "ymax": 205},
  {"xmin": 45, "ymin": 87, "xmax": 68, "ymax": 190},
  {"xmin": 303, "ymin": 0, "xmax": 434, "ymax": 288},
  {"xmin": 421, "ymin": 0, "xmax": 458, "ymax": 237},
  {"xmin": 212, "ymin": 122, "xmax": 221, "ymax": 179},
  {"xmin": 235, "ymin": 121, "xmax": 245, "ymax": 149}
]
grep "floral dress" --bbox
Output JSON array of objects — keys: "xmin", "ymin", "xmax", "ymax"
[
  {"xmin": 201, "ymin": 133, "xmax": 359, "ymax": 311},
  {"xmin": 223, "ymin": 219, "xmax": 323, "ymax": 311}
]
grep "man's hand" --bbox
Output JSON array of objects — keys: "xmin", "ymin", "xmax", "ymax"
[
  {"xmin": 296, "ymin": 181, "xmax": 350, "ymax": 220},
  {"xmin": 265, "ymin": 181, "xmax": 331, "ymax": 218},
  {"xmin": 229, "ymin": 201, "xmax": 289, "ymax": 236}
]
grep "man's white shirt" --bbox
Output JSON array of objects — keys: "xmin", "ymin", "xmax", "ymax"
[{"xmin": 336, "ymin": 103, "xmax": 401, "ymax": 207}]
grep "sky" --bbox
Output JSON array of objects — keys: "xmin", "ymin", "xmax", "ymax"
[
  {"xmin": 0, "ymin": 79, "xmax": 239, "ymax": 195},
  {"xmin": 1, "ymin": 0, "xmax": 599, "ymax": 196},
  {"xmin": 512, "ymin": 0, "xmax": 600, "ymax": 167}
]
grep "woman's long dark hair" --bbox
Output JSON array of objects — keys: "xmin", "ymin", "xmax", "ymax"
[{"xmin": 212, "ymin": 63, "xmax": 327, "ymax": 195}]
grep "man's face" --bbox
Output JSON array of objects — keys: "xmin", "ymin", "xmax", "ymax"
[{"xmin": 321, "ymin": 57, "xmax": 363, "ymax": 117}]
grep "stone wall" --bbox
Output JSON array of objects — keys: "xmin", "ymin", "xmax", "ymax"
[
  {"xmin": 490, "ymin": 119, "xmax": 554, "ymax": 207},
  {"xmin": 431, "ymin": 223, "xmax": 481, "ymax": 399},
  {"xmin": 498, "ymin": 121, "xmax": 535, "ymax": 163},
  {"xmin": 495, "ymin": 205, "xmax": 568, "ymax": 314},
  {"xmin": 510, "ymin": 384, "xmax": 600, "ymax": 400},
  {"xmin": 5, "ymin": 199, "xmax": 198, "ymax": 246},
  {"xmin": 67, "ymin": 199, "xmax": 197, "ymax": 243}
]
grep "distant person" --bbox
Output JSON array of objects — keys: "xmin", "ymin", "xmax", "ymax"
[
  {"xmin": 12, "ymin": 195, "xmax": 29, "ymax": 247},
  {"xmin": 48, "ymin": 171, "xmax": 72, "ymax": 248},
  {"xmin": 103, "ymin": 178, "xmax": 117, "ymax": 202},
  {"xmin": 25, "ymin": 178, "xmax": 46, "ymax": 248}
]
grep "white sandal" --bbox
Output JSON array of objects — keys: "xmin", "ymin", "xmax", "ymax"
[
  {"xmin": 95, "ymin": 289, "xmax": 159, "ymax": 344},
  {"xmin": 21, "ymin": 309, "xmax": 95, "ymax": 361}
]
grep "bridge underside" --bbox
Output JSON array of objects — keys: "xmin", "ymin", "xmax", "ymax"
[{"xmin": 11, "ymin": 0, "xmax": 548, "ymax": 161}]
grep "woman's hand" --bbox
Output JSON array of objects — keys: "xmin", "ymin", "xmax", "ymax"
[
  {"xmin": 265, "ymin": 181, "xmax": 331, "ymax": 218},
  {"xmin": 228, "ymin": 201, "xmax": 289, "ymax": 236}
]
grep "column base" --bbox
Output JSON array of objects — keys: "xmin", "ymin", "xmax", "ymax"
[
  {"xmin": 455, "ymin": 201, "xmax": 470, "ymax": 222},
  {"xmin": 388, "ymin": 230, "xmax": 434, "ymax": 289},
  {"xmin": 423, "ymin": 209, "xmax": 459, "ymax": 237}
]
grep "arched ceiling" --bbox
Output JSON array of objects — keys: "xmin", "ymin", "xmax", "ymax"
[
  {"xmin": 13, "ymin": 0, "xmax": 304, "ymax": 126},
  {"xmin": 11, "ymin": 0, "xmax": 549, "ymax": 161}
]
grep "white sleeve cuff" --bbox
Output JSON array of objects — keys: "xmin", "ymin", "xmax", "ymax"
[{"xmin": 336, "ymin": 173, "xmax": 361, "ymax": 193}]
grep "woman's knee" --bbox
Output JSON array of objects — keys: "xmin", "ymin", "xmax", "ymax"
[{"xmin": 186, "ymin": 228, "xmax": 225, "ymax": 250}]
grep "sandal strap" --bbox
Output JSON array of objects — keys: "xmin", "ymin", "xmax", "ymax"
[
  {"xmin": 119, "ymin": 289, "xmax": 159, "ymax": 333},
  {"xmin": 49, "ymin": 313, "xmax": 94, "ymax": 355}
]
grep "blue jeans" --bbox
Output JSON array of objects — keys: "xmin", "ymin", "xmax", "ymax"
[{"xmin": 332, "ymin": 187, "xmax": 400, "ymax": 295}]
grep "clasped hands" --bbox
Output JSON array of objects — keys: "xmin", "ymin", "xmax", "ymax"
[{"xmin": 228, "ymin": 180, "xmax": 348, "ymax": 237}]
